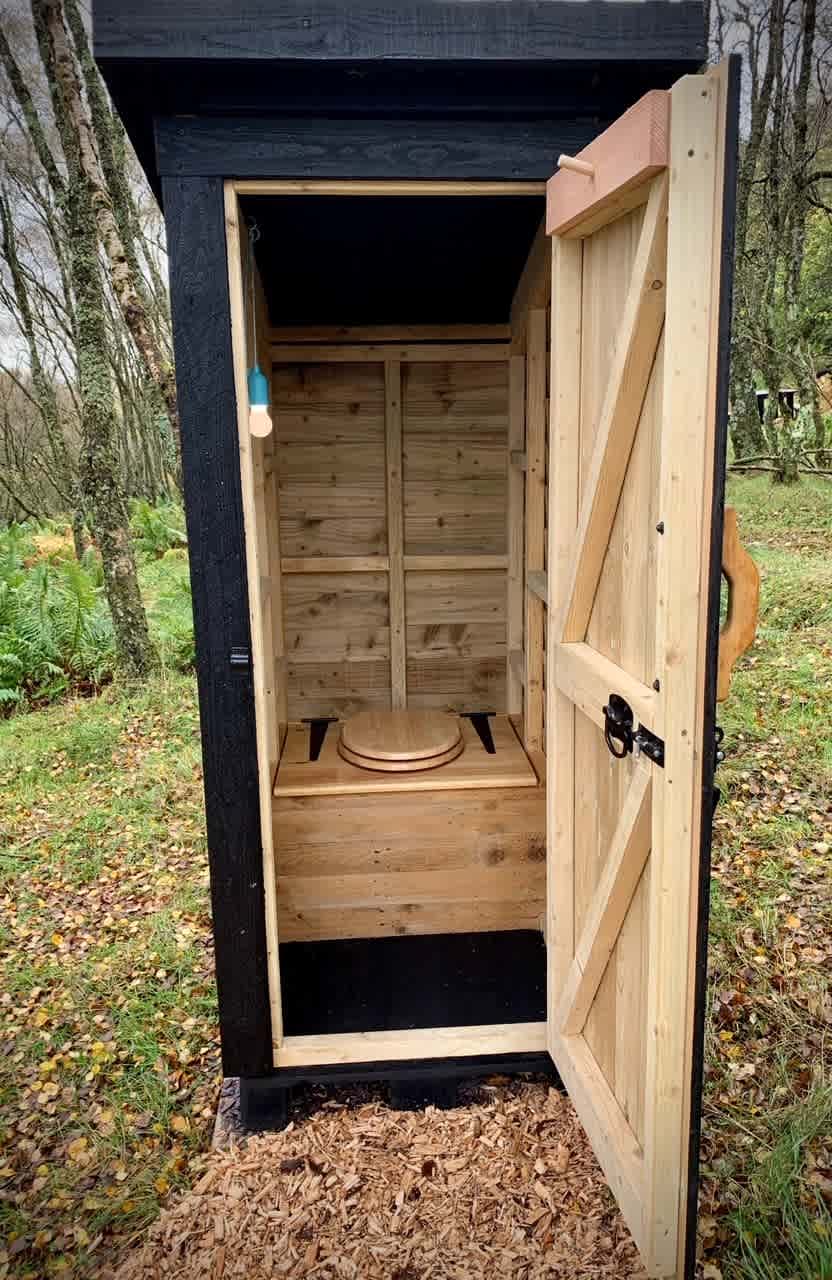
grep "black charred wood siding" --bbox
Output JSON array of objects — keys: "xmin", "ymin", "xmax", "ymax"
[
  {"xmin": 95, "ymin": 1, "xmax": 705, "ymax": 64},
  {"xmin": 161, "ymin": 175, "xmax": 273, "ymax": 1078}
]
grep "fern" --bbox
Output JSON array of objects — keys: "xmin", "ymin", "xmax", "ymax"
[
  {"xmin": 0, "ymin": 507, "xmax": 195, "ymax": 712},
  {"xmin": 0, "ymin": 523, "xmax": 116, "ymax": 710},
  {"xmin": 130, "ymin": 499, "xmax": 187, "ymax": 560}
]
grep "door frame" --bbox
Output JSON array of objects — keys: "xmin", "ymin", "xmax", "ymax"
[{"xmin": 223, "ymin": 178, "xmax": 549, "ymax": 1070}]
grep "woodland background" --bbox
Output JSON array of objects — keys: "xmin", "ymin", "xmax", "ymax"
[
  {"xmin": 0, "ymin": 0, "xmax": 830, "ymax": 704},
  {"xmin": 0, "ymin": 3, "xmax": 830, "ymax": 1280}
]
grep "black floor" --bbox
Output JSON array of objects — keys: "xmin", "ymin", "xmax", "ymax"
[{"xmin": 280, "ymin": 930, "xmax": 546, "ymax": 1036}]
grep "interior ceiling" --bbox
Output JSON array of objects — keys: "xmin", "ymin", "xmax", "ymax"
[{"xmin": 240, "ymin": 194, "xmax": 545, "ymax": 326}]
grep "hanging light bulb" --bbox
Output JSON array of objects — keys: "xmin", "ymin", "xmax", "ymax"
[
  {"xmin": 246, "ymin": 219, "xmax": 273, "ymax": 439},
  {"xmin": 247, "ymin": 362, "xmax": 273, "ymax": 438}
]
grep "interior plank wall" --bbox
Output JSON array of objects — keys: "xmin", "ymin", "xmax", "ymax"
[
  {"xmin": 273, "ymin": 352, "xmax": 509, "ymax": 717},
  {"xmin": 403, "ymin": 360, "xmax": 508, "ymax": 710},
  {"xmin": 506, "ymin": 221, "xmax": 551, "ymax": 756},
  {"xmin": 275, "ymin": 361, "xmax": 391, "ymax": 716}
]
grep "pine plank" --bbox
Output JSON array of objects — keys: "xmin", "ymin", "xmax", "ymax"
[
  {"xmin": 523, "ymin": 308, "xmax": 547, "ymax": 751},
  {"xmin": 558, "ymin": 175, "xmax": 668, "ymax": 645},
  {"xmin": 506, "ymin": 354, "xmax": 526, "ymax": 712},
  {"xmin": 385, "ymin": 361, "xmax": 406, "ymax": 708},
  {"xmin": 276, "ymin": 1022, "xmax": 547, "ymax": 1068}
]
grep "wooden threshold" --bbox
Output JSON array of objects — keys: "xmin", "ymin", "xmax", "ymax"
[{"xmin": 275, "ymin": 1021, "xmax": 547, "ymax": 1068}]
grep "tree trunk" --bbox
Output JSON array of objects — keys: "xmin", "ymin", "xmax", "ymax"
[
  {"xmin": 0, "ymin": 192, "xmax": 78, "ymax": 523},
  {"xmin": 727, "ymin": 0, "xmax": 784, "ymax": 466},
  {"xmin": 33, "ymin": 0, "xmax": 157, "ymax": 678},
  {"xmin": 814, "ymin": 402, "xmax": 829, "ymax": 468},
  {"xmin": 45, "ymin": 0, "xmax": 182, "ymax": 490},
  {"xmin": 729, "ymin": 331, "xmax": 765, "ymax": 457},
  {"xmin": 71, "ymin": 505, "xmax": 86, "ymax": 561}
]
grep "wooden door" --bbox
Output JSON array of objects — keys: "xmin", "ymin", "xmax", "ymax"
[{"xmin": 545, "ymin": 63, "xmax": 738, "ymax": 1279}]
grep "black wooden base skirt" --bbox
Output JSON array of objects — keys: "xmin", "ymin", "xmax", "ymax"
[{"xmin": 280, "ymin": 929, "xmax": 546, "ymax": 1036}]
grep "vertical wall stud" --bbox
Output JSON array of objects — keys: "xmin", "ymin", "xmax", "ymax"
[
  {"xmin": 385, "ymin": 360, "xmax": 407, "ymax": 709},
  {"xmin": 524, "ymin": 308, "xmax": 547, "ymax": 750},
  {"xmin": 506, "ymin": 354, "xmax": 526, "ymax": 713}
]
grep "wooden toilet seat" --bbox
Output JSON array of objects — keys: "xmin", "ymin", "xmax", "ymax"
[{"xmin": 338, "ymin": 710, "xmax": 464, "ymax": 773}]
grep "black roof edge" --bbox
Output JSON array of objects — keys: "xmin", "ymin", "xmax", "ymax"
[{"xmin": 94, "ymin": 1, "xmax": 705, "ymax": 66}]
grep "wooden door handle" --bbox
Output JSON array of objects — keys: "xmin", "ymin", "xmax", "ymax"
[{"xmin": 717, "ymin": 507, "xmax": 760, "ymax": 702}]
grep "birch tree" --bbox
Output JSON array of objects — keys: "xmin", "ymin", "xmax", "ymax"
[
  {"xmin": 27, "ymin": 0, "xmax": 157, "ymax": 675},
  {"xmin": 714, "ymin": 0, "xmax": 832, "ymax": 479}
]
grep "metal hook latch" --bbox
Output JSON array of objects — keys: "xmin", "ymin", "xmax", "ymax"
[
  {"xmin": 603, "ymin": 694, "xmax": 665, "ymax": 768},
  {"xmin": 603, "ymin": 694, "xmax": 634, "ymax": 759}
]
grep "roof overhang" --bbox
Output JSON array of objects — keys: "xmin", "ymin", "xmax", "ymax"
[{"xmin": 93, "ymin": 1, "xmax": 705, "ymax": 200}]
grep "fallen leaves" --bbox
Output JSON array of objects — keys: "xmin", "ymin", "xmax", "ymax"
[
  {"xmin": 66, "ymin": 1137, "xmax": 89, "ymax": 1163},
  {"xmin": 0, "ymin": 678, "xmax": 220, "ymax": 1278}
]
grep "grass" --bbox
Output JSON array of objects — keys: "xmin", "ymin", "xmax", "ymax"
[
  {"xmin": 0, "ymin": 676, "xmax": 217, "ymax": 1278},
  {"xmin": 0, "ymin": 475, "xmax": 829, "ymax": 1277},
  {"xmin": 701, "ymin": 475, "xmax": 832, "ymax": 1279}
]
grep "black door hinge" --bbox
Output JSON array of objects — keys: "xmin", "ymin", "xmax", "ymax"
[
  {"xmin": 602, "ymin": 694, "xmax": 665, "ymax": 768},
  {"xmin": 712, "ymin": 725, "xmax": 726, "ymax": 812},
  {"xmin": 229, "ymin": 645, "xmax": 251, "ymax": 670}
]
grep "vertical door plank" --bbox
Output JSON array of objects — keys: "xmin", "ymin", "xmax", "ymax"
[
  {"xmin": 676, "ymin": 58, "xmax": 736, "ymax": 1280},
  {"xmin": 385, "ymin": 360, "xmax": 406, "ymax": 708},
  {"xmin": 645, "ymin": 73, "xmax": 721, "ymax": 1273}
]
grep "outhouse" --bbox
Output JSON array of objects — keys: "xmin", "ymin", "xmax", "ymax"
[{"xmin": 94, "ymin": 6, "xmax": 760, "ymax": 1277}]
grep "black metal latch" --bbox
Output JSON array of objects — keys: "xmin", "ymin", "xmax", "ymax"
[
  {"xmin": 602, "ymin": 694, "xmax": 665, "ymax": 768},
  {"xmin": 602, "ymin": 693, "xmax": 634, "ymax": 759}
]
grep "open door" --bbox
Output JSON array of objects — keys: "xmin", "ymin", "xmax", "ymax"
[{"xmin": 545, "ymin": 62, "xmax": 740, "ymax": 1279}]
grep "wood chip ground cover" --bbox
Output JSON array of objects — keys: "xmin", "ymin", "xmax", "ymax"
[{"xmin": 114, "ymin": 1082, "xmax": 641, "ymax": 1280}]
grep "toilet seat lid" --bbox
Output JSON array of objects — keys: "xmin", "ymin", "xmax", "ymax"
[{"xmin": 340, "ymin": 710, "xmax": 461, "ymax": 763}]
